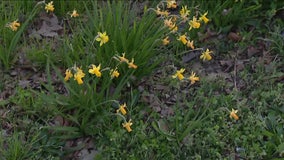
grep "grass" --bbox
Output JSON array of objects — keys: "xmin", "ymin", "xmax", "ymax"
[{"xmin": 0, "ymin": 0, "xmax": 283, "ymax": 159}]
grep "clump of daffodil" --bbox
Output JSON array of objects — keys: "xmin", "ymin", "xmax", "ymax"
[
  {"xmin": 189, "ymin": 16, "xmax": 200, "ymax": 30},
  {"xmin": 188, "ymin": 72, "xmax": 200, "ymax": 84},
  {"xmin": 74, "ymin": 67, "xmax": 85, "ymax": 85},
  {"xmin": 64, "ymin": 69, "xmax": 73, "ymax": 81},
  {"xmin": 166, "ymin": 0, "xmax": 177, "ymax": 9},
  {"xmin": 122, "ymin": 119, "xmax": 133, "ymax": 132},
  {"xmin": 162, "ymin": 36, "xmax": 170, "ymax": 46},
  {"xmin": 172, "ymin": 68, "xmax": 185, "ymax": 80},
  {"xmin": 88, "ymin": 64, "xmax": 102, "ymax": 78},
  {"xmin": 110, "ymin": 68, "xmax": 120, "ymax": 78},
  {"xmin": 200, "ymin": 49, "xmax": 213, "ymax": 61},
  {"xmin": 127, "ymin": 58, "xmax": 138, "ymax": 69},
  {"xmin": 180, "ymin": 5, "xmax": 190, "ymax": 22},
  {"xmin": 70, "ymin": 9, "xmax": 79, "ymax": 18},
  {"xmin": 45, "ymin": 1, "xmax": 54, "ymax": 13},
  {"xmin": 6, "ymin": 20, "xmax": 20, "ymax": 31},
  {"xmin": 117, "ymin": 103, "xmax": 127, "ymax": 115},
  {"xmin": 96, "ymin": 31, "xmax": 109, "ymax": 46},
  {"xmin": 177, "ymin": 34, "xmax": 188, "ymax": 45},
  {"xmin": 229, "ymin": 109, "xmax": 239, "ymax": 120},
  {"xmin": 199, "ymin": 11, "xmax": 209, "ymax": 24}
]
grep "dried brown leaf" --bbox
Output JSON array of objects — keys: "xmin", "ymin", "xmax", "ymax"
[
  {"xmin": 247, "ymin": 46, "xmax": 259, "ymax": 57},
  {"xmin": 182, "ymin": 51, "xmax": 200, "ymax": 63},
  {"xmin": 18, "ymin": 80, "xmax": 30, "ymax": 89},
  {"xmin": 228, "ymin": 32, "xmax": 241, "ymax": 42},
  {"xmin": 34, "ymin": 13, "xmax": 63, "ymax": 38}
]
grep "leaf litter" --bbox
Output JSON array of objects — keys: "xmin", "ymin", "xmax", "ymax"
[{"xmin": 29, "ymin": 12, "xmax": 63, "ymax": 39}]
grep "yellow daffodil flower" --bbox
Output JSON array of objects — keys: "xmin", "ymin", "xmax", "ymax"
[
  {"xmin": 6, "ymin": 20, "xmax": 20, "ymax": 31},
  {"xmin": 199, "ymin": 12, "xmax": 209, "ymax": 24},
  {"xmin": 162, "ymin": 36, "xmax": 170, "ymax": 46},
  {"xmin": 172, "ymin": 68, "xmax": 185, "ymax": 80},
  {"xmin": 171, "ymin": 15, "xmax": 178, "ymax": 23},
  {"xmin": 45, "ymin": 1, "xmax": 54, "ymax": 13},
  {"xmin": 200, "ymin": 49, "xmax": 213, "ymax": 61},
  {"xmin": 164, "ymin": 18, "xmax": 178, "ymax": 32},
  {"xmin": 70, "ymin": 9, "xmax": 79, "ymax": 18},
  {"xmin": 155, "ymin": 7, "xmax": 169, "ymax": 17},
  {"xmin": 180, "ymin": 5, "xmax": 190, "ymax": 21},
  {"xmin": 189, "ymin": 16, "xmax": 200, "ymax": 30},
  {"xmin": 64, "ymin": 69, "xmax": 73, "ymax": 81},
  {"xmin": 164, "ymin": 18, "xmax": 174, "ymax": 28},
  {"xmin": 186, "ymin": 40, "xmax": 194, "ymax": 49},
  {"xmin": 117, "ymin": 103, "xmax": 127, "ymax": 115},
  {"xmin": 110, "ymin": 68, "xmax": 120, "ymax": 78},
  {"xmin": 74, "ymin": 67, "xmax": 85, "ymax": 85},
  {"xmin": 122, "ymin": 119, "xmax": 133, "ymax": 132},
  {"xmin": 89, "ymin": 64, "xmax": 102, "ymax": 77},
  {"xmin": 229, "ymin": 109, "xmax": 239, "ymax": 120},
  {"xmin": 178, "ymin": 34, "xmax": 188, "ymax": 45},
  {"xmin": 96, "ymin": 31, "xmax": 109, "ymax": 46},
  {"xmin": 117, "ymin": 53, "xmax": 129, "ymax": 63},
  {"xmin": 167, "ymin": 0, "xmax": 177, "ymax": 9},
  {"xmin": 128, "ymin": 58, "xmax": 138, "ymax": 69},
  {"xmin": 171, "ymin": 25, "xmax": 178, "ymax": 33},
  {"xmin": 188, "ymin": 72, "xmax": 200, "ymax": 84}
]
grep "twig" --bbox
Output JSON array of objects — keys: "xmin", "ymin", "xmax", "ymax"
[{"xmin": 233, "ymin": 51, "xmax": 238, "ymax": 90}]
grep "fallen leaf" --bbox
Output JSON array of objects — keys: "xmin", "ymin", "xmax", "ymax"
[
  {"xmin": 18, "ymin": 80, "xmax": 30, "ymax": 89},
  {"xmin": 236, "ymin": 61, "xmax": 245, "ymax": 71},
  {"xmin": 228, "ymin": 32, "xmax": 241, "ymax": 42},
  {"xmin": 160, "ymin": 107, "xmax": 174, "ymax": 117},
  {"xmin": 220, "ymin": 60, "xmax": 234, "ymax": 72},
  {"xmin": 33, "ymin": 13, "xmax": 63, "ymax": 38},
  {"xmin": 198, "ymin": 28, "xmax": 218, "ymax": 42},
  {"xmin": 158, "ymin": 119, "xmax": 169, "ymax": 132},
  {"xmin": 182, "ymin": 51, "xmax": 200, "ymax": 63},
  {"xmin": 247, "ymin": 46, "xmax": 259, "ymax": 57}
]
